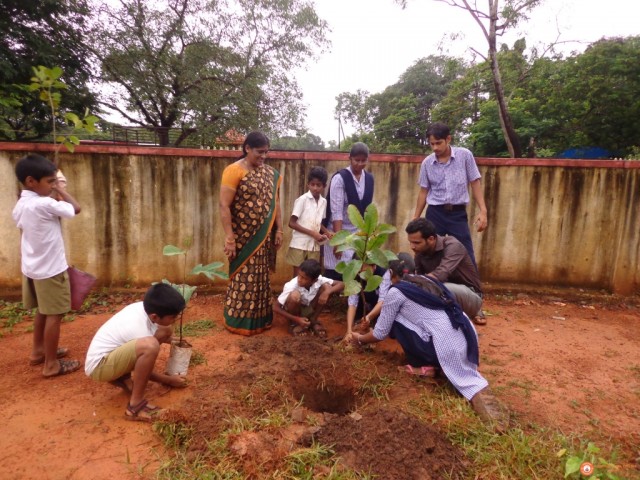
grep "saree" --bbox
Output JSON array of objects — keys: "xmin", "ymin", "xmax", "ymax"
[{"xmin": 224, "ymin": 164, "xmax": 281, "ymax": 335}]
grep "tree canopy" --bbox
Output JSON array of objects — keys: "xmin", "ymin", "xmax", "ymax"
[
  {"xmin": 0, "ymin": 0, "xmax": 96, "ymax": 140},
  {"xmin": 90, "ymin": 0, "xmax": 329, "ymax": 146}
]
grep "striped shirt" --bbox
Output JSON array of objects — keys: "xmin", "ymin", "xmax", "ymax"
[
  {"xmin": 418, "ymin": 146, "xmax": 481, "ymax": 205},
  {"xmin": 348, "ymin": 270, "xmax": 391, "ymax": 307},
  {"xmin": 373, "ymin": 287, "xmax": 488, "ymax": 400}
]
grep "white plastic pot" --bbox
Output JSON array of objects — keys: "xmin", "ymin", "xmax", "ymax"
[{"xmin": 165, "ymin": 340, "xmax": 192, "ymax": 376}]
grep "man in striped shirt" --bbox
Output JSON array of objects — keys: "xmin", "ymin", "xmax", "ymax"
[{"xmin": 413, "ymin": 122, "xmax": 487, "ymax": 267}]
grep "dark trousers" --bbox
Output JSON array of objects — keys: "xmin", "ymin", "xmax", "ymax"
[
  {"xmin": 426, "ymin": 205, "xmax": 476, "ymax": 266},
  {"xmin": 389, "ymin": 322, "xmax": 439, "ymax": 368}
]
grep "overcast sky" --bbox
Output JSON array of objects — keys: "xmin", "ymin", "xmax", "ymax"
[{"xmin": 295, "ymin": 0, "xmax": 639, "ymax": 145}]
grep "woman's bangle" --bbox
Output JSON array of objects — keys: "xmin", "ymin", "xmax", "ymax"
[
  {"xmin": 276, "ymin": 230, "xmax": 283, "ymax": 233},
  {"xmin": 225, "ymin": 239, "xmax": 235, "ymax": 244}
]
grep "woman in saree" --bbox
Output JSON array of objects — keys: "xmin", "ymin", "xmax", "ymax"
[{"xmin": 219, "ymin": 132, "xmax": 283, "ymax": 335}]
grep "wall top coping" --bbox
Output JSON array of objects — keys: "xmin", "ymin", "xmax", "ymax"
[{"xmin": 2, "ymin": 142, "xmax": 639, "ymax": 169}]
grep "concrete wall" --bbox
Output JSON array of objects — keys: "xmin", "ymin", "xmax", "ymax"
[{"xmin": 1, "ymin": 143, "xmax": 638, "ymax": 294}]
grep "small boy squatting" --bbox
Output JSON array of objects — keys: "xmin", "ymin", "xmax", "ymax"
[
  {"xmin": 12, "ymin": 153, "xmax": 82, "ymax": 378},
  {"xmin": 273, "ymin": 259, "xmax": 344, "ymax": 337},
  {"xmin": 85, "ymin": 283, "xmax": 188, "ymax": 422}
]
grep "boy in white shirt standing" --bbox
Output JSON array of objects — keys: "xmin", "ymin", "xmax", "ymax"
[
  {"xmin": 285, "ymin": 167, "xmax": 333, "ymax": 277},
  {"xmin": 12, "ymin": 154, "xmax": 82, "ymax": 377},
  {"xmin": 273, "ymin": 259, "xmax": 343, "ymax": 337}
]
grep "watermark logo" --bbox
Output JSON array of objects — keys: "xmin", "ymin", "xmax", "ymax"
[{"xmin": 580, "ymin": 462, "xmax": 594, "ymax": 476}]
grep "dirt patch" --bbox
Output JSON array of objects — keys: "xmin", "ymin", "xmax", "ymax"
[
  {"xmin": 0, "ymin": 288, "xmax": 639, "ymax": 478},
  {"xmin": 316, "ymin": 408, "xmax": 467, "ymax": 479}
]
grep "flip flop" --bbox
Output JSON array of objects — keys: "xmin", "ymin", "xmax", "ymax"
[
  {"xmin": 398, "ymin": 364, "xmax": 436, "ymax": 378},
  {"xmin": 29, "ymin": 347, "xmax": 69, "ymax": 366},
  {"xmin": 125, "ymin": 399, "xmax": 163, "ymax": 422},
  {"xmin": 43, "ymin": 359, "xmax": 81, "ymax": 378}
]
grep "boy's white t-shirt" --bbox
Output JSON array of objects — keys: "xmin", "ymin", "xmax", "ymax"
[
  {"xmin": 289, "ymin": 191, "xmax": 326, "ymax": 252},
  {"xmin": 85, "ymin": 302, "xmax": 158, "ymax": 376},
  {"xmin": 12, "ymin": 190, "xmax": 75, "ymax": 279},
  {"xmin": 278, "ymin": 275, "xmax": 334, "ymax": 306}
]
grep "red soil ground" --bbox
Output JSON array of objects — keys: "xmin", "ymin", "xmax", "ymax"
[{"xmin": 0, "ymin": 286, "xmax": 639, "ymax": 479}]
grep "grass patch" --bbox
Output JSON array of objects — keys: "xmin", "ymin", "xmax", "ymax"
[
  {"xmin": 0, "ymin": 300, "xmax": 34, "ymax": 334},
  {"xmin": 189, "ymin": 350, "xmax": 206, "ymax": 367},
  {"xmin": 179, "ymin": 319, "xmax": 219, "ymax": 337}
]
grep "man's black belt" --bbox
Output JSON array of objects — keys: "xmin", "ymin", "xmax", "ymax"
[{"xmin": 436, "ymin": 204, "xmax": 466, "ymax": 212}]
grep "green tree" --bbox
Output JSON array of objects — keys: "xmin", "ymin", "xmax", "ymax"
[
  {"xmin": 542, "ymin": 37, "xmax": 640, "ymax": 156},
  {"xmin": 334, "ymin": 55, "xmax": 466, "ymax": 153},
  {"xmin": 0, "ymin": 0, "xmax": 95, "ymax": 140},
  {"xmin": 90, "ymin": 0, "xmax": 329, "ymax": 146},
  {"xmin": 271, "ymin": 133, "xmax": 326, "ymax": 151},
  {"xmin": 397, "ymin": 0, "xmax": 542, "ymax": 158}
]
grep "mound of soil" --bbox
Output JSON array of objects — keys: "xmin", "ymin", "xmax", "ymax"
[{"xmin": 315, "ymin": 408, "xmax": 466, "ymax": 480}]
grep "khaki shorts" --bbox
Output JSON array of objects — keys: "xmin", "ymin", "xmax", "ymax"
[
  {"xmin": 22, "ymin": 271, "xmax": 71, "ymax": 315},
  {"xmin": 285, "ymin": 247, "xmax": 320, "ymax": 266},
  {"xmin": 89, "ymin": 339, "xmax": 138, "ymax": 382}
]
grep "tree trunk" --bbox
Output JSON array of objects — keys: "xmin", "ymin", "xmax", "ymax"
[
  {"xmin": 489, "ymin": 50, "xmax": 522, "ymax": 158},
  {"xmin": 488, "ymin": 0, "xmax": 522, "ymax": 158}
]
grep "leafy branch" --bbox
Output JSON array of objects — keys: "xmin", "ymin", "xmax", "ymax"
[
  {"xmin": 330, "ymin": 204, "xmax": 397, "ymax": 313},
  {"xmin": 162, "ymin": 241, "xmax": 228, "ymax": 345},
  {"xmin": 28, "ymin": 66, "xmax": 98, "ymax": 163}
]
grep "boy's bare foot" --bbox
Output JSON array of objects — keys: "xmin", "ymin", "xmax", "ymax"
[
  {"xmin": 43, "ymin": 359, "xmax": 81, "ymax": 378},
  {"xmin": 29, "ymin": 347, "xmax": 69, "ymax": 366},
  {"xmin": 163, "ymin": 375, "xmax": 188, "ymax": 388}
]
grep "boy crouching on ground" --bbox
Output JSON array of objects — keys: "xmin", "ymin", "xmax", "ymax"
[
  {"xmin": 273, "ymin": 259, "xmax": 344, "ymax": 337},
  {"xmin": 85, "ymin": 283, "xmax": 188, "ymax": 422},
  {"xmin": 12, "ymin": 154, "xmax": 82, "ymax": 377}
]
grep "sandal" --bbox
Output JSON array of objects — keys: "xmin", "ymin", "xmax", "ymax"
[
  {"xmin": 125, "ymin": 399, "xmax": 163, "ymax": 422},
  {"xmin": 43, "ymin": 358, "xmax": 81, "ymax": 378},
  {"xmin": 311, "ymin": 322, "xmax": 327, "ymax": 338},
  {"xmin": 109, "ymin": 373, "xmax": 133, "ymax": 393},
  {"xmin": 398, "ymin": 364, "xmax": 437, "ymax": 378},
  {"xmin": 29, "ymin": 347, "xmax": 69, "ymax": 366}
]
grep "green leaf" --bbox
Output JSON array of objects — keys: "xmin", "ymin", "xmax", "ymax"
[
  {"xmin": 375, "ymin": 223, "xmax": 397, "ymax": 235},
  {"xmin": 586, "ymin": 443, "xmax": 600, "ymax": 454},
  {"xmin": 383, "ymin": 250, "xmax": 399, "ymax": 261},
  {"xmin": 367, "ymin": 248, "xmax": 391, "ymax": 268},
  {"xmin": 190, "ymin": 262, "xmax": 228, "ymax": 280},
  {"xmin": 363, "ymin": 204, "xmax": 378, "ymax": 235},
  {"xmin": 364, "ymin": 274, "xmax": 383, "ymax": 292},
  {"xmin": 367, "ymin": 234, "xmax": 387, "ymax": 250},
  {"xmin": 343, "ymin": 279, "xmax": 362, "ymax": 297},
  {"xmin": 329, "ymin": 229, "xmax": 351, "ymax": 246},
  {"xmin": 556, "ymin": 448, "xmax": 567, "ymax": 458},
  {"xmin": 163, "ymin": 245, "xmax": 186, "ymax": 256},
  {"xmin": 352, "ymin": 237, "xmax": 366, "ymax": 258},
  {"xmin": 336, "ymin": 259, "xmax": 362, "ymax": 282},
  {"xmin": 161, "ymin": 279, "xmax": 196, "ymax": 303},
  {"xmin": 347, "ymin": 204, "xmax": 365, "ymax": 230},
  {"xmin": 564, "ymin": 456, "xmax": 583, "ymax": 477}
]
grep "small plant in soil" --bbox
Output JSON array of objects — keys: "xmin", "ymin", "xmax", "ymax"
[
  {"xmin": 329, "ymin": 204, "xmax": 397, "ymax": 316},
  {"xmin": 559, "ymin": 441, "xmax": 621, "ymax": 479},
  {"xmin": 162, "ymin": 241, "xmax": 228, "ymax": 346}
]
